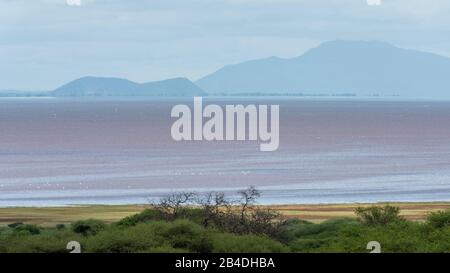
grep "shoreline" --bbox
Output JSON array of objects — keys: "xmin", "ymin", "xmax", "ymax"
[{"xmin": 1, "ymin": 202, "xmax": 450, "ymax": 226}]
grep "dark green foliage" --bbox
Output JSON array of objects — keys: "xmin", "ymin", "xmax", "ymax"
[
  {"xmin": 161, "ymin": 220, "xmax": 213, "ymax": 252},
  {"xmin": 8, "ymin": 222, "xmax": 24, "ymax": 228},
  {"xmin": 355, "ymin": 205, "xmax": 403, "ymax": 226},
  {"xmin": 80, "ymin": 220, "xmax": 212, "ymax": 253},
  {"xmin": 277, "ymin": 218, "xmax": 313, "ymax": 243},
  {"xmin": 116, "ymin": 209, "xmax": 165, "ymax": 227},
  {"xmin": 82, "ymin": 220, "xmax": 282, "ymax": 253},
  {"xmin": 292, "ymin": 218, "xmax": 357, "ymax": 238},
  {"xmin": 211, "ymin": 233, "xmax": 288, "ymax": 253},
  {"xmin": 427, "ymin": 210, "xmax": 450, "ymax": 228},
  {"xmin": 56, "ymin": 224, "xmax": 66, "ymax": 230},
  {"xmin": 12, "ymin": 224, "xmax": 41, "ymax": 236},
  {"xmin": 83, "ymin": 224, "xmax": 162, "ymax": 253},
  {"xmin": 3, "ymin": 210, "xmax": 450, "ymax": 253},
  {"xmin": 322, "ymin": 220, "xmax": 432, "ymax": 253},
  {"xmin": 0, "ymin": 230, "xmax": 81, "ymax": 253},
  {"xmin": 286, "ymin": 218, "xmax": 357, "ymax": 252},
  {"xmin": 72, "ymin": 219, "xmax": 106, "ymax": 236}
]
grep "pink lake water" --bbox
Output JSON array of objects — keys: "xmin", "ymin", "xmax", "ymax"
[{"xmin": 1, "ymin": 97, "xmax": 450, "ymax": 206}]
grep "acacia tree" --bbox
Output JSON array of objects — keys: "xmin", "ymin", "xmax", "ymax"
[
  {"xmin": 154, "ymin": 192, "xmax": 196, "ymax": 219},
  {"xmin": 237, "ymin": 186, "xmax": 260, "ymax": 222},
  {"xmin": 150, "ymin": 186, "xmax": 285, "ymax": 238},
  {"xmin": 355, "ymin": 205, "xmax": 402, "ymax": 226},
  {"xmin": 197, "ymin": 192, "xmax": 230, "ymax": 228}
]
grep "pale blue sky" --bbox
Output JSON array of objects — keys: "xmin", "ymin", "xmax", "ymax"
[{"xmin": 1, "ymin": 0, "xmax": 450, "ymax": 90}]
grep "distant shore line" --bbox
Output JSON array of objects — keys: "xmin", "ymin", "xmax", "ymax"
[
  {"xmin": 0, "ymin": 93, "xmax": 383, "ymax": 98},
  {"xmin": 2, "ymin": 94, "xmax": 447, "ymax": 101}
]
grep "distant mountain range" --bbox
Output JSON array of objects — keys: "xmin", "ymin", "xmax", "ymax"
[
  {"xmin": 2, "ymin": 40, "xmax": 450, "ymax": 98},
  {"xmin": 0, "ymin": 77, "xmax": 205, "ymax": 97},
  {"xmin": 197, "ymin": 40, "xmax": 450, "ymax": 98},
  {"xmin": 52, "ymin": 77, "xmax": 205, "ymax": 97}
]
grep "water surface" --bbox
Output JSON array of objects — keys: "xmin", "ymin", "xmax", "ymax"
[{"xmin": 1, "ymin": 97, "xmax": 450, "ymax": 206}]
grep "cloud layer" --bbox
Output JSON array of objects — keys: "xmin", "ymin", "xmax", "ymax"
[
  {"xmin": 66, "ymin": 0, "xmax": 81, "ymax": 6},
  {"xmin": 367, "ymin": 0, "xmax": 382, "ymax": 6},
  {"xmin": 1, "ymin": 0, "xmax": 450, "ymax": 89}
]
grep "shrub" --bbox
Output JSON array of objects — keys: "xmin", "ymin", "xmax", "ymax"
[
  {"xmin": 284, "ymin": 218, "xmax": 358, "ymax": 251},
  {"xmin": 84, "ymin": 229, "xmax": 149, "ymax": 253},
  {"xmin": 56, "ymin": 224, "xmax": 66, "ymax": 230},
  {"xmin": 116, "ymin": 209, "xmax": 165, "ymax": 227},
  {"xmin": 427, "ymin": 210, "xmax": 450, "ymax": 228},
  {"xmin": 290, "ymin": 238, "xmax": 331, "ymax": 252},
  {"xmin": 84, "ymin": 221, "xmax": 175, "ymax": 253},
  {"xmin": 84, "ymin": 220, "xmax": 213, "ymax": 253},
  {"xmin": 12, "ymin": 224, "xmax": 41, "ymax": 236},
  {"xmin": 8, "ymin": 222, "xmax": 24, "ymax": 229},
  {"xmin": 288, "ymin": 218, "xmax": 356, "ymax": 238},
  {"xmin": 355, "ymin": 205, "xmax": 402, "ymax": 226},
  {"xmin": 317, "ymin": 220, "xmax": 432, "ymax": 253},
  {"xmin": 211, "ymin": 233, "xmax": 288, "ymax": 253},
  {"xmin": 277, "ymin": 218, "xmax": 314, "ymax": 243},
  {"xmin": 0, "ymin": 231, "xmax": 81, "ymax": 253},
  {"xmin": 162, "ymin": 220, "xmax": 213, "ymax": 253},
  {"xmin": 72, "ymin": 219, "xmax": 106, "ymax": 236}
]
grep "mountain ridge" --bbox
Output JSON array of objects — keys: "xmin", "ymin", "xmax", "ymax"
[
  {"xmin": 196, "ymin": 40, "xmax": 450, "ymax": 98},
  {"xmin": 52, "ymin": 76, "xmax": 206, "ymax": 97}
]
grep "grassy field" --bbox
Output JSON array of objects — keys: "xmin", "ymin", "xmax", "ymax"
[
  {"xmin": 269, "ymin": 202, "xmax": 450, "ymax": 222},
  {"xmin": 1, "ymin": 202, "xmax": 449, "ymax": 226},
  {"xmin": 0, "ymin": 205, "xmax": 146, "ymax": 227}
]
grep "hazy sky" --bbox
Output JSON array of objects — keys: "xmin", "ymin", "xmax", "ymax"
[{"xmin": 1, "ymin": 0, "xmax": 450, "ymax": 90}]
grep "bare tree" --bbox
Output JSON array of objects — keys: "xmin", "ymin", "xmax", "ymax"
[
  {"xmin": 147, "ymin": 187, "xmax": 285, "ymax": 239},
  {"xmin": 154, "ymin": 192, "xmax": 196, "ymax": 219},
  {"xmin": 249, "ymin": 208, "xmax": 283, "ymax": 236},
  {"xmin": 237, "ymin": 186, "xmax": 260, "ymax": 222},
  {"xmin": 197, "ymin": 192, "xmax": 230, "ymax": 227}
]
